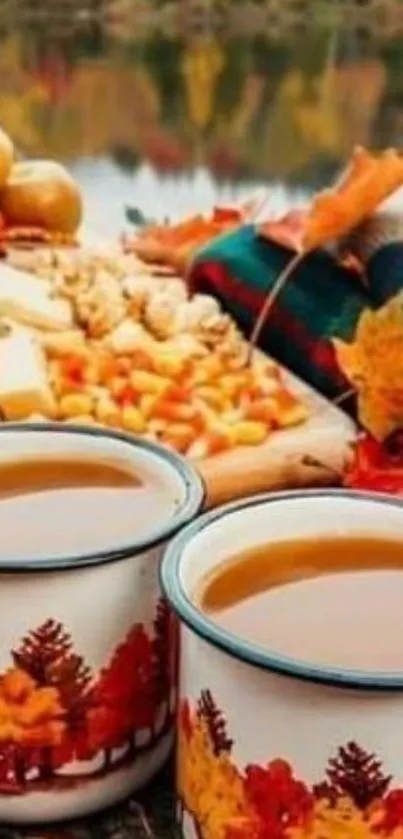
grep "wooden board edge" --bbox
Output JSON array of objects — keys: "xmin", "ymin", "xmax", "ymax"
[{"xmin": 199, "ymin": 364, "xmax": 357, "ymax": 508}]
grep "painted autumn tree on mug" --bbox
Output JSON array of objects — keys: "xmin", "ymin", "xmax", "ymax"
[
  {"xmin": 178, "ymin": 691, "xmax": 403, "ymax": 839},
  {"xmin": 0, "ymin": 597, "xmax": 176, "ymax": 792}
]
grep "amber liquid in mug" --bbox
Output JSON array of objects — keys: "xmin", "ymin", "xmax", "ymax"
[
  {"xmin": 199, "ymin": 536, "xmax": 403, "ymax": 671},
  {"xmin": 0, "ymin": 456, "xmax": 176, "ymax": 560}
]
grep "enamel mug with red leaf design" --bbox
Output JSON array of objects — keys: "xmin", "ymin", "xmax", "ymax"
[{"xmin": 0, "ymin": 423, "xmax": 203, "ymax": 823}]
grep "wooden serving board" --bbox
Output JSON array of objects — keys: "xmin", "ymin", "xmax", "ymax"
[
  {"xmin": 5, "ymin": 244, "xmax": 356, "ymax": 510},
  {"xmin": 199, "ymin": 364, "xmax": 357, "ymax": 508}
]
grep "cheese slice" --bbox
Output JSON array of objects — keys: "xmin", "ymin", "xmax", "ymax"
[
  {"xmin": 0, "ymin": 263, "xmax": 72, "ymax": 331},
  {"xmin": 0, "ymin": 326, "xmax": 55, "ymax": 420}
]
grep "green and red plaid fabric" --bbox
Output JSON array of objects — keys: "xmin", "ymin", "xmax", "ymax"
[{"xmin": 190, "ymin": 224, "xmax": 367, "ymax": 403}]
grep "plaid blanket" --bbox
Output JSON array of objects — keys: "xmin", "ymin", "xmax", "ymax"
[{"xmin": 190, "ymin": 225, "xmax": 368, "ymax": 402}]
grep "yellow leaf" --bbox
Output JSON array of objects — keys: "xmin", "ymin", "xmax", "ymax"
[{"xmin": 334, "ymin": 294, "xmax": 403, "ymax": 440}]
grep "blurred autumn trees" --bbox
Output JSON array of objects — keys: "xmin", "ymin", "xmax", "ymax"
[
  {"xmin": 0, "ymin": 20, "xmax": 401, "ymax": 186},
  {"xmin": 0, "ymin": 599, "xmax": 174, "ymax": 792}
]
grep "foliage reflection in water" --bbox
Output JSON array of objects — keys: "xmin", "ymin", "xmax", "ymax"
[{"xmin": 1, "ymin": 10, "xmax": 403, "ymax": 231}]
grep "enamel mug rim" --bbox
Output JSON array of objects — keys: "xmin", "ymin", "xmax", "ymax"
[
  {"xmin": 160, "ymin": 488, "xmax": 403, "ymax": 692},
  {"xmin": 0, "ymin": 422, "xmax": 205, "ymax": 572}
]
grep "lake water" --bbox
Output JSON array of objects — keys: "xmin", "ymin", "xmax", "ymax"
[{"xmin": 3, "ymin": 3, "xmax": 403, "ymax": 236}]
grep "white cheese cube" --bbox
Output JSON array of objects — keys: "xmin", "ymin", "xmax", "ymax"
[
  {"xmin": 0, "ymin": 329, "xmax": 55, "ymax": 419},
  {"xmin": 0, "ymin": 263, "xmax": 72, "ymax": 331}
]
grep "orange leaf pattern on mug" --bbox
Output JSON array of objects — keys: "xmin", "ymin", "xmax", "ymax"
[
  {"xmin": 179, "ymin": 692, "xmax": 403, "ymax": 839},
  {"xmin": 333, "ymin": 294, "xmax": 403, "ymax": 440},
  {"xmin": 0, "ymin": 601, "xmax": 173, "ymax": 795},
  {"xmin": 0, "ymin": 668, "xmax": 65, "ymax": 748},
  {"xmin": 177, "ymin": 692, "xmax": 252, "ymax": 839}
]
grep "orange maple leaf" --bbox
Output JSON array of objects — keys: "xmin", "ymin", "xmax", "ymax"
[{"xmin": 259, "ymin": 147, "xmax": 403, "ymax": 255}]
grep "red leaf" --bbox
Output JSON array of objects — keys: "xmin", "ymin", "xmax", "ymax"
[
  {"xmin": 344, "ymin": 434, "xmax": 403, "ymax": 494},
  {"xmin": 212, "ymin": 207, "xmax": 243, "ymax": 224}
]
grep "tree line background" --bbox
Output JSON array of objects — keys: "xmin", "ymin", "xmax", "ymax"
[{"xmin": 0, "ymin": 6, "xmax": 402, "ymax": 191}]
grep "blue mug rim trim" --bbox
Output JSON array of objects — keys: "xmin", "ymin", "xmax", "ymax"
[
  {"xmin": 0, "ymin": 422, "xmax": 205, "ymax": 572},
  {"xmin": 160, "ymin": 488, "xmax": 403, "ymax": 692}
]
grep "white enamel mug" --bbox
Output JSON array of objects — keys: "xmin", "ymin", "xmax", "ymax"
[
  {"xmin": 0, "ymin": 422, "xmax": 204, "ymax": 824},
  {"xmin": 161, "ymin": 490, "xmax": 403, "ymax": 839}
]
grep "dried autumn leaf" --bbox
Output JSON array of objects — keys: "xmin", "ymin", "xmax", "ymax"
[
  {"xmin": 334, "ymin": 294, "xmax": 403, "ymax": 440},
  {"xmin": 259, "ymin": 147, "xmax": 403, "ymax": 255},
  {"xmin": 248, "ymin": 148, "xmax": 403, "ymax": 359},
  {"xmin": 124, "ymin": 203, "xmax": 253, "ymax": 271},
  {"xmin": 305, "ymin": 147, "xmax": 403, "ymax": 251}
]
